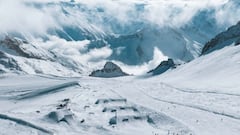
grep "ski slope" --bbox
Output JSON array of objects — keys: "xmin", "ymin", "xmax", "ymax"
[
  {"xmin": 0, "ymin": 76, "xmax": 239, "ymax": 135},
  {"xmin": 0, "ymin": 44, "xmax": 240, "ymax": 135}
]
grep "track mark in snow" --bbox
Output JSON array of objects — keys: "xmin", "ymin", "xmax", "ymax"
[
  {"xmin": 0, "ymin": 113, "xmax": 53, "ymax": 134},
  {"xmin": 102, "ymin": 106, "xmax": 139, "ymax": 113},
  {"xmin": 15, "ymin": 81, "xmax": 80, "ymax": 100},
  {"xmin": 140, "ymin": 89, "xmax": 240, "ymax": 121},
  {"xmin": 95, "ymin": 98, "xmax": 127, "ymax": 105},
  {"xmin": 95, "ymin": 97, "xmax": 193, "ymax": 135},
  {"xmin": 161, "ymin": 82, "xmax": 240, "ymax": 97}
]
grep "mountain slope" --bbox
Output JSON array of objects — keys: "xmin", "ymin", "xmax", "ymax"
[
  {"xmin": 0, "ymin": 0, "xmax": 240, "ymax": 76},
  {"xmin": 1, "ymin": 0, "xmax": 236, "ymax": 76},
  {"xmin": 202, "ymin": 21, "xmax": 240, "ymax": 54},
  {"xmin": 0, "ymin": 1, "xmax": 240, "ymax": 135},
  {"xmin": 156, "ymin": 44, "xmax": 240, "ymax": 94}
]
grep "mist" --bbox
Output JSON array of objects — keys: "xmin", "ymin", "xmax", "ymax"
[{"xmin": 0, "ymin": 0, "xmax": 239, "ymax": 75}]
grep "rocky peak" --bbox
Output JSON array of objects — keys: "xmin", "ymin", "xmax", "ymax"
[
  {"xmin": 103, "ymin": 62, "xmax": 120, "ymax": 70},
  {"xmin": 89, "ymin": 62, "xmax": 129, "ymax": 78}
]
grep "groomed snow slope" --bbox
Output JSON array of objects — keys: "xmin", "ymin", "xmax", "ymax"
[{"xmin": 0, "ymin": 44, "xmax": 240, "ymax": 135}]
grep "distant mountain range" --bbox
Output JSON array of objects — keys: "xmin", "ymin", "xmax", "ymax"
[{"xmin": 0, "ymin": 0, "xmax": 239, "ymax": 76}]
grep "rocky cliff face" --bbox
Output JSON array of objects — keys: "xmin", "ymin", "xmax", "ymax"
[
  {"xmin": 89, "ymin": 62, "xmax": 129, "ymax": 78},
  {"xmin": 202, "ymin": 22, "xmax": 240, "ymax": 55},
  {"xmin": 0, "ymin": 36, "xmax": 84, "ymax": 76},
  {"xmin": 0, "ymin": 36, "xmax": 55, "ymax": 60}
]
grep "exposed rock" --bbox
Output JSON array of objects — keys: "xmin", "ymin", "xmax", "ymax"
[
  {"xmin": 235, "ymin": 37, "xmax": 240, "ymax": 46},
  {"xmin": 202, "ymin": 21, "xmax": 240, "ymax": 55},
  {"xmin": 0, "ymin": 36, "xmax": 31, "ymax": 58},
  {"xmin": 90, "ymin": 62, "xmax": 129, "ymax": 78},
  {"xmin": 0, "ymin": 51, "xmax": 21, "ymax": 72},
  {"xmin": 0, "ymin": 36, "xmax": 54, "ymax": 60},
  {"xmin": 0, "ymin": 36, "xmax": 83, "ymax": 75},
  {"xmin": 136, "ymin": 45, "xmax": 144, "ymax": 57},
  {"xmin": 148, "ymin": 59, "xmax": 175, "ymax": 75}
]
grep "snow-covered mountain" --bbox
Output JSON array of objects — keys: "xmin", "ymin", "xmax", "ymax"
[
  {"xmin": 202, "ymin": 21, "xmax": 240, "ymax": 54},
  {"xmin": 1, "ymin": 0, "xmax": 239, "ymax": 76},
  {"xmin": 1, "ymin": 1, "xmax": 240, "ymax": 135}
]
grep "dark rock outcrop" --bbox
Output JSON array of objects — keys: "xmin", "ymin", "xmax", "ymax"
[
  {"xmin": 0, "ymin": 36, "xmax": 31, "ymax": 58},
  {"xmin": 148, "ymin": 59, "xmax": 175, "ymax": 75},
  {"xmin": 235, "ymin": 37, "xmax": 240, "ymax": 46},
  {"xmin": 89, "ymin": 62, "xmax": 129, "ymax": 78},
  {"xmin": 0, "ymin": 51, "xmax": 21, "ymax": 72},
  {"xmin": 202, "ymin": 22, "xmax": 240, "ymax": 55},
  {"xmin": 0, "ymin": 36, "xmax": 54, "ymax": 60}
]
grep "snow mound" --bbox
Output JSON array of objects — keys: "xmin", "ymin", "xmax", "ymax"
[{"xmin": 90, "ymin": 62, "xmax": 129, "ymax": 78}]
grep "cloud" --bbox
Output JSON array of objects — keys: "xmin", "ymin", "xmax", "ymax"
[
  {"xmin": 74, "ymin": 0, "xmax": 229, "ymax": 28},
  {"xmin": 215, "ymin": 0, "xmax": 240, "ymax": 27},
  {"xmin": 0, "ymin": 0, "xmax": 239, "ymax": 75},
  {"xmin": 114, "ymin": 47, "xmax": 168, "ymax": 75},
  {"xmin": 0, "ymin": 0, "xmax": 57, "ymax": 35},
  {"xmin": 86, "ymin": 47, "xmax": 113, "ymax": 62},
  {"xmin": 33, "ymin": 36, "xmax": 112, "ymax": 72},
  {"xmin": 0, "ymin": 0, "xmax": 234, "ymax": 36}
]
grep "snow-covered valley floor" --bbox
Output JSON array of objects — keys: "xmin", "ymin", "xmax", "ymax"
[{"xmin": 0, "ymin": 73, "xmax": 239, "ymax": 135}]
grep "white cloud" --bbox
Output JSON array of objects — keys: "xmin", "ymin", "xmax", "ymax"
[
  {"xmin": 115, "ymin": 47, "xmax": 168, "ymax": 75},
  {"xmin": 0, "ymin": 0, "xmax": 57, "ymax": 35},
  {"xmin": 33, "ymin": 36, "xmax": 112, "ymax": 72},
  {"xmin": 215, "ymin": 1, "xmax": 240, "ymax": 27},
  {"xmin": 0, "ymin": 0, "xmax": 239, "ymax": 75},
  {"xmin": 0, "ymin": 0, "xmax": 235, "ymax": 35},
  {"xmin": 86, "ymin": 46, "xmax": 113, "ymax": 62}
]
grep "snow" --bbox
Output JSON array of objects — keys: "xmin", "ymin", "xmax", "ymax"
[
  {"xmin": 1, "ymin": 0, "xmax": 238, "ymax": 76},
  {"xmin": 156, "ymin": 45, "xmax": 240, "ymax": 94},
  {"xmin": 0, "ymin": 0, "xmax": 240, "ymax": 135},
  {"xmin": 1, "ymin": 43, "xmax": 240, "ymax": 135},
  {"xmin": 202, "ymin": 22, "xmax": 240, "ymax": 54}
]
